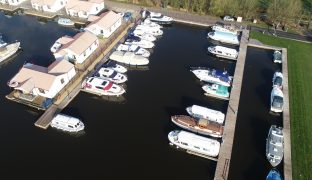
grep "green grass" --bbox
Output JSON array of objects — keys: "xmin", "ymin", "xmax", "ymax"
[{"xmin": 250, "ymin": 31, "xmax": 312, "ymax": 180}]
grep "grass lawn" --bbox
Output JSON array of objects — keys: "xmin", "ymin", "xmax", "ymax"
[{"xmin": 250, "ymin": 31, "xmax": 312, "ymax": 180}]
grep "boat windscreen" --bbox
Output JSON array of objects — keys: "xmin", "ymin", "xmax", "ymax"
[
  {"xmin": 274, "ymin": 77, "xmax": 282, "ymax": 86},
  {"xmin": 109, "ymin": 71, "xmax": 118, "ymax": 78},
  {"xmin": 213, "ymin": 70, "xmax": 230, "ymax": 82},
  {"xmin": 273, "ymin": 96, "xmax": 283, "ymax": 108}
]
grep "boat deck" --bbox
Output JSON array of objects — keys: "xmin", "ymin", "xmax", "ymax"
[
  {"xmin": 214, "ymin": 29, "xmax": 249, "ymax": 180},
  {"xmin": 204, "ymin": 93, "xmax": 229, "ymax": 101}
]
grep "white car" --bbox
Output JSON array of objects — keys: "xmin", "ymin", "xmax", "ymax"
[
  {"xmin": 223, "ymin": 16, "xmax": 234, "ymax": 21},
  {"xmin": 84, "ymin": 77, "xmax": 125, "ymax": 96}
]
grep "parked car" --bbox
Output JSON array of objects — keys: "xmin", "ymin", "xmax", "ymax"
[
  {"xmin": 124, "ymin": 12, "xmax": 132, "ymax": 22},
  {"xmin": 223, "ymin": 16, "xmax": 234, "ymax": 22}
]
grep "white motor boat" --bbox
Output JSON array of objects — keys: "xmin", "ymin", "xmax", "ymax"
[
  {"xmin": 266, "ymin": 125, "xmax": 284, "ymax": 167},
  {"xmin": 95, "ymin": 67, "xmax": 127, "ymax": 84},
  {"xmin": 84, "ymin": 77, "xmax": 125, "ymax": 96},
  {"xmin": 132, "ymin": 29, "xmax": 157, "ymax": 42},
  {"xmin": 272, "ymin": 72, "xmax": 283, "ymax": 89},
  {"xmin": 102, "ymin": 61, "xmax": 127, "ymax": 73},
  {"xmin": 273, "ymin": 50, "xmax": 282, "ymax": 63},
  {"xmin": 186, "ymin": 105, "xmax": 225, "ymax": 124},
  {"xmin": 50, "ymin": 114, "xmax": 84, "ymax": 132},
  {"xmin": 270, "ymin": 87, "xmax": 284, "ymax": 113},
  {"xmin": 58, "ymin": 18, "xmax": 75, "ymax": 26},
  {"xmin": 135, "ymin": 25, "xmax": 163, "ymax": 36},
  {"xmin": 202, "ymin": 83, "xmax": 230, "ymax": 99},
  {"xmin": 116, "ymin": 44, "xmax": 150, "ymax": 58},
  {"xmin": 191, "ymin": 67, "xmax": 232, "ymax": 87},
  {"xmin": 142, "ymin": 10, "xmax": 173, "ymax": 25},
  {"xmin": 207, "ymin": 45, "xmax": 238, "ymax": 60},
  {"xmin": 212, "ymin": 24, "xmax": 239, "ymax": 35},
  {"xmin": 0, "ymin": 42, "xmax": 20, "ymax": 63},
  {"xmin": 141, "ymin": 19, "xmax": 163, "ymax": 29},
  {"xmin": 0, "ymin": 36, "xmax": 20, "ymax": 63},
  {"xmin": 168, "ymin": 130, "xmax": 220, "ymax": 157},
  {"xmin": 125, "ymin": 35, "xmax": 155, "ymax": 49},
  {"xmin": 207, "ymin": 31, "xmax": 239, "ymax": 45},
  {"xmin": 109, "ymin": 51, "xmax": 149, "ymax": 66}
]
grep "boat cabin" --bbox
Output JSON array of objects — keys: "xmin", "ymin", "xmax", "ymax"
[{"xmin": 51, "ymin": 114, "xmax": 84, "ymax": 132}]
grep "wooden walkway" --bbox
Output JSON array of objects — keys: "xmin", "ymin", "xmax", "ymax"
[
  {"xmin": 214, "ymin": 30, "xmax": 249, "ymax": 180},
  {"xmin": 282, "ymin": 48, "xmax": 292, "ymax": 180},
  {"xmin": 34, "ymin": 22, "xmax": 133, "ymax": 129}
]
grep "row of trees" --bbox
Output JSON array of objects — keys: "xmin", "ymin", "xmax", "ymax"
[{"xmin": 122, "ymin": 0, "xmax": 312, "ymax": 29}]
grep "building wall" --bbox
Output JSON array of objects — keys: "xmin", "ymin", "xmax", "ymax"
[
  {"xmin": 65, "ymin": 39, "xmax": 99, "ymax": 64},
  {"xmin": 86, "ymin": 17, "xmax": 121, "ymax": 38},
  {"xmin": 31, "ymin": 67, "xmax": 76, "ymax": 99},
  {"xmin": 31, "ymin": 0, "xmax": 68, "ymax": 12},
  {"xmin": 66, "ymin": 2, "xmax": 104, "ymax": 18},
  {"xmin": 7, "ymin": 0, "xmax": 25, "ymax": 6}
]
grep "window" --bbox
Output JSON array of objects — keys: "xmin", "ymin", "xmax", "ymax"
[
  {"xmin": 100, "ymin": 30, "xmax": 104, "ymax": 34},
  {"xmin": 60, "ymin": 78, "xmax": 65, "ymax": 84},
  {"xmin": 83, "ymin": 52, "xmax": 86, "ymax": 57},
  {"xmin": 96, "ymin": 7, "xmax": 98, "ymax": 11},
  {"xmin": 39, "ymin": 88, "xmax": 45, "ymax": 94},
  {"xmin": 68, "ymin": 125, "xmax": 73, "ymax": 128},
  {"xmin": 73, "ymin": 55, "xmax": 76, "ymax": 59},
  {"xmin": 60, "ymin": 1, "xmax": 63, "ymax": 5},
  {"xmin": 194, "ymin": 146, "xmax": 200, "ymax": 149},
  {"xmin": 47, "ymin": 5, "xmax": 51, "ymax": 9}
]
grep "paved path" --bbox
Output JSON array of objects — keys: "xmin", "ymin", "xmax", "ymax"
[
  {"xmin": 214, "ymin": 29, "xmax": 249, "ymax": 180},
  {"xmin": 105, "ymin": 0, "xmax": 219, "ymax": 26},
  {"xmin": 250, "ymin": 26, "xmax": 312, "ymax": 43}
]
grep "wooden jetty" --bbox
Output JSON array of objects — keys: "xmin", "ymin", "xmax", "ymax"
[
  {"xmin": 214, "ymin": 29, "xmax": 249, "ymax": 180},
  {"xmin": 281, "ymin": 48, "xmax": 292, "ymax": 180}
]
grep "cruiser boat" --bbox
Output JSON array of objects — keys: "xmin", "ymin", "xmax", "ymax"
[
  {"xmin": 84, "ymin": 77, "xmax": 126, "ymax": 96},
  {"xmin": 202, "ymin": 83, "xmax": 230, "ymax": 99},
  {"xmin": 135, "ymin": 25, "xmax": 163, "ymax": 36},
  {"xmin": 95, "ymin": 67, "xmax": 127, "ymax": 84},
  {"xmin": 207, "ymin": 45, "xmax": 238, "ymax": 60},
  {"xmin": 171, "ymin": 115, "xmax": 224, "ymax": 138},
  {"xmin": 50, "ymin": 40, "xmax": 62, "ymax": 53},
  {"xmin": 142, "ymin": 10, "xmax": 173, "ymax": 25},
  {"xmin": 272, "ymin": 72, "xmax": 283, "ymax": 89},
  {"xmin": 212, "ymin": 23, "xmax": 239, "ymax": 35},
  {"xmin": 207, "ymin": 31, "xmax": 239, "ymax": 45},
  {"xmin": 141, "ymin": 19, "xmax": 163, "ymax": 29},
  {"xmin": 273, "ymin": 50, "xmax": 282, "ymax": 63},
  {"xmin": 125, "ymin": 35, "xmax": 155, "ymax": 49},
  {"xmin": 270, "ymin": 87, "xmax": 284, "ymax": 113},
  {"xmin": 109, "ymin": 51, "xmax": 149, "ymax": 66},
  {"xmin": 266, "ymin": 169, "xmax": 282, "ymax": 180},
  {"xmin": 191, "ymin": 67, "xmax": 232, "ymax": 87},
  {"xmin": 132, "ymin": 29, "xmax": 157, "ymax": 42},
  {"xmin": 50, "ymin": 114, "xmax": 84, "ymax": 132},
  {"xmin": 266, "ymin": 125, "xmax": 284, "ymax": 167},
  {"xmin": 116, "ymin": 44, "xmax": 150, "ymax": 58},
  {"xmin": 168, "ymin": 130, "xmax": 220, "ymax": 157},
  {"xmin": 0, "ymin": 36, "xmax": 20, "ymax": 63},
  {"xmin": 102, "ymin": 61, "xmax": 127, "ymax": 73},
  {"xmin": 186, "ymin": 105, "xmax": 225, "ymax": 124},
  {"xmin": 58, "ymin": 18, "xmax": 75, "ymax": 26}
]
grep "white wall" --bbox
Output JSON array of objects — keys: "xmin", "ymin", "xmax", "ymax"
[
  {"xmin": 86, "ymin": 18, "xmax": 121, "ymax": 38},
  {"xmin": 65, "ymin": 39, "xmax": 99, "ymax": 64},
  {"xmin": 66, "ymin": 2, "xmax": 104, "ymax": 18},
  {"xmin": 7, "ymin": 0, "xmax": 25, "ymax": 5},
  {"xmin": 31, "ymin": 0, "xmax": 68, "ymax": 13},
  {"xmin": 31, "ymin": 67, "xmax": 76, "ymax": 99}
]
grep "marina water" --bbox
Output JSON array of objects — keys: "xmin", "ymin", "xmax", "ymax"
[{"xmin": 0, "ymin": 12, "xmax": 279, "ymax": 179}]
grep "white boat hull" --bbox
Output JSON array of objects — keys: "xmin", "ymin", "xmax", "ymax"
[{"xmin": 0, "ymin": 42, "xmax": 20, "ymax": 63}]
